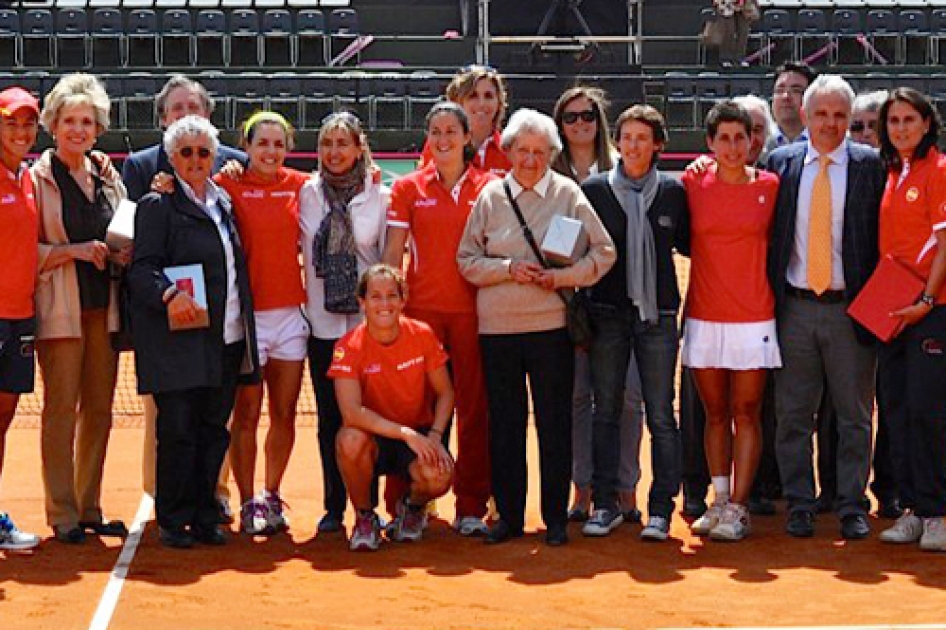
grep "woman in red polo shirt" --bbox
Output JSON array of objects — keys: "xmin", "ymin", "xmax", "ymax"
[
  {"xmin": 681, "ymin": 101, "xmax": 780, "ymax": 542},
  {"xmin": 875, "ymin": 88, "xmax": 946, "ymax": 552},
  {"xmin": 215, "ymin": 111, "xmax": 311, "ymax": 536},
  {"xmin": 0, "ymin": 87, "xmax": 41, "ymax": 551},
  {"xmin": 383, "ymin": 101, "xmax": 497, "ymax": 536},
  {"xmin": 419, "ymin": 66, "xmax": 511, "ymax": 177}
]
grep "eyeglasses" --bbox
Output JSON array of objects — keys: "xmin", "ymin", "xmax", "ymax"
[
  {"xmin": 562, "ymin": 109, "xmax": 596, "ymax": 125},
  {"xmin": 459, "ymin": 64, "xmax": 498, "ymax": 75},
  {"xmin": 850, "ymin": 120, "xmax": 877, "ymax": 133},
  {"xmin": 322, "ymin": 110, "xmax": 362, "ymax": 129},
  {"xmin": 179, "ymin": 146, "xmax": 212, "ymax": 159}
]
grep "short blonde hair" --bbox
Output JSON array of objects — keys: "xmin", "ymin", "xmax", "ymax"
[{"xmin": 40, "ymin": 73, "xmax": 111, "ymax": 134}]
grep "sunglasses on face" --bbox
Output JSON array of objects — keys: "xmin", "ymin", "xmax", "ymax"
[
  {"xmin": 179, "ymin": 146, "xmax": 212, "ymax": 159},
  {"xmin": 562, "ymin": 109, "xmax": 596, "ymax": 125},
  {"xmin": 850, "ymin": 120, "xmax": 877, "ymax": 133}
]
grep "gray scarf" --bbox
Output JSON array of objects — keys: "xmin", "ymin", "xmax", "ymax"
[{"xmin": 608, "ymin": 162, "xmax": 660, "ymax": 324}]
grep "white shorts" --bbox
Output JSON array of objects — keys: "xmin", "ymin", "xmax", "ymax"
[
  {"xmin": 254, "ymin": 307, "xmax": 309, "ymax": 366},
  {"xmin": 681, "ymin": 318, "xmax": 782, "ymax": 370}
]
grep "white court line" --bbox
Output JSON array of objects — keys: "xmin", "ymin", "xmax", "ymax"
[{"xmin": 88, "ymin": 493, "xmax": 154, "ymax": 630}]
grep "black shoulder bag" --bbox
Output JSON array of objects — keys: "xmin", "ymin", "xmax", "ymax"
[{"xmin": 502, "ymin": 181, "xmax": 594, "ymax": 349}]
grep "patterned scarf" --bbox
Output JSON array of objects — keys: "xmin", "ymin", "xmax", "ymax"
[{"xmin": 313, "ymin": 158, "xmax": 366, "ymax": 314}]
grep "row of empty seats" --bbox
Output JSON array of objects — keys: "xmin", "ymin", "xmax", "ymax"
[
  {"xmin": 0, "ymin": 7, "xmax": 360, "ymax": 68},
  {"xmin": 704, "ymin": 7, "xmax": 946, "ymax": 65},
  {"xmin": 0, "ymin": 0, "xmax": 350, "ymax": 7},
  {"xmin": 652, "ymin": 71, "xmax": 946, "ymax": 129}
]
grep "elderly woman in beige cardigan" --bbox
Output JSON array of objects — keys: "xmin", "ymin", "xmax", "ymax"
[
  {"xmin": 33, "ymin": 73, "xmax": 129, "ymax": 544},
  {"xmin": 458, "ymin": 108, "xmax": 615, "ymax": 547}
]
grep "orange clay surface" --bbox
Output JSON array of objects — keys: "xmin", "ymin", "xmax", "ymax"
[{"xmin": 3, "ymin": 418, "xmax": 946, "ymax": 630}]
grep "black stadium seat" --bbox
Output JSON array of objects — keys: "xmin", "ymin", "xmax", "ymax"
[
  {"xmin": 261, "ymin": 9, "xmax": 294, "ymax": 67},
  {"xmin": 229, "ymin": 9, "xmax": 260, "ymax": 68},
  {"xmin": 759, "ymin": 9, "xmax": 794, "ymax": 66},
  {"xmin": 0, "ymin": 9, "xmax": 20, "ymax": 68},
  {"xmin": 301, "ymin": 72, "xmax": 337, "ymax": 129},
  {"xmin": 22, "ymin": 9, "xmax": 55, "ymax": 68},
  {"xmin": 866, "ymin": 9, "xmax": 898, "ymax": 65},
  {"xmin": 900, "ymin": 9, "xmax": 930, "ymax": 65},
  {"xmin": 126, "ymin": 9, "xmax": 159, "ymax": 68},
  {"xmin": 932, "ymin": 9, "xmax": 946, "ymax": 65},
  {"xmin": 161, "ymin": 9, "xmax": 194, "ymax": 67},
  {"xmin": 124, "ymin": 73, "xmax": 158, "ymax": 130},
  {"xmin": 832, "ymin": 8, "xmax": 865, "ymax": 65},
  {"xmin": 796, "ymin": 9, "xmax": 830, "ymax": 62},
  {"xmin": 91, "ymin": 8, "xmax": 123, "ymax": 68},
  {"xmin": 297, "ymin": 9, "xmax": 326, "ymax": 67},
  {"xmin": 195, "ymin": 9, "xmax": 227, "ymax": 67},
  {"xmin": 268, "ymin": 73, "xmax": 302, "ymax": 124},
  {"xmin": 56, "ymin": 8, "xmax": 90, "ymax": 69},
  {"xmin": 327, "ymin": 8, "xmax": 359, "ymax": 65}
]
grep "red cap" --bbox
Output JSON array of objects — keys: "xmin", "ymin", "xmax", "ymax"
[{"xmin": 0, "ymin": 87, "xmax": 40, "ymax": 117}]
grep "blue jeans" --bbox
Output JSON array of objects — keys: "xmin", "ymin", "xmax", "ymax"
[{"xmin": 588, "ymin": 307, "xmax": 681, "ymax": 517}]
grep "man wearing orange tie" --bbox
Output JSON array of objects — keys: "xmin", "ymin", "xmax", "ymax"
[{"xmin": 765, "ymin": 75, "xmax": 886, "ymax": 540}]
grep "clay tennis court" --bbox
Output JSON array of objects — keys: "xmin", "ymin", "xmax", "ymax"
[{"xmin": 4, "ymin": 397, "xmax": 946, "ymax": 628}]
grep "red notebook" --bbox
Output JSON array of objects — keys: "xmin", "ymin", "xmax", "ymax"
[{"xmin": 847, "ymin": 254, "xmax": 926, "ymax": 342}]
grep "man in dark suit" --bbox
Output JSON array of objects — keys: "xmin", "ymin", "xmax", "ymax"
[
  {"xmin": 765, "ymin": 75, "xmax": 885, "ymax": 540},
  {"xmin": 121, "ymin": 74, "xmax": 246, "ymax": 522},
  {"xmin": 122, "ymin": 74, "xmax": 246, "ymax": 202}
]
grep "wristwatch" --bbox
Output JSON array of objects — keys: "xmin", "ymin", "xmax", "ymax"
[
  {"xmin": 162, "ymin": 286, "xmax": 181, "ymax": 305},
  {"xmin": 920, "ymin": 293, "xmax": 936, "ymax": 307}
]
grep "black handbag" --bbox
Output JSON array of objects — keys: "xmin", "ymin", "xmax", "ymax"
[{"xmin": 502, "ymin": 181, "xmax": 594, "ymax": 349}]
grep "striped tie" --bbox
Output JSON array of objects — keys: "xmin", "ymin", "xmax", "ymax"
[{"xmin": 807, "ymin": 155, "xmax": 833, "ymax": 295}]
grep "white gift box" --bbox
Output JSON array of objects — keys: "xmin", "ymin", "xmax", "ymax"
[
  {"xmin": 541, "ymin": 214, "xmax": 589, "ymax": 267},
  {"xmin": 105, "ymin": 199, "xmax": 138, "ymax": 250}
]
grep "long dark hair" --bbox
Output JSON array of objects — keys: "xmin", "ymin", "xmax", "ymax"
[
  {"xmin": 878, "ymin": 87, "xmax": 941, "ymax": 172},
  {"xmin": 551, "ymin": 86, "xmax": 615, "ymax": 180}
]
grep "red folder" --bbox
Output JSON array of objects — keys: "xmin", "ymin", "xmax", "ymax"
[{"xmin": 847, "ymin": 254, "xmax": 926, "ymax": 342}]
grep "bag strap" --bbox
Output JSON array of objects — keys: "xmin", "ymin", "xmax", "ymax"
[{"xmin": 502, "ymin": 180, "xmax": 570, "ymax": 306}]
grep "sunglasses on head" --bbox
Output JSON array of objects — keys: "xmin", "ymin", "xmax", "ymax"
[
  {"xmin": 179, "ymin": 146, "xmax": 212, "ymax": 159},
  {"xmin": 849, "ymin": 120, "xmax": 876, "ymax": 133},
  {"xmin": 562, "ymin": 109, "xmax": 596, "ymax": 125}
]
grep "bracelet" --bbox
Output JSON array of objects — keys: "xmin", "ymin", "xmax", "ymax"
[
  {"xmin": 428, "ymin": 428, "xmax": 443, "ymax": 437},
  {"xmin": 920, "ymin": 293, "xmax": 936, "ymax": 308}
]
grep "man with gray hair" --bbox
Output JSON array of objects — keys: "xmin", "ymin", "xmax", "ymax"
[
  {"xmin": 765, "ymin": 75, "xmax": 885, "ymax": 540},
  {"xmin": 733, "ymin": 95, "xmax": 777, "ymax": 165},
  {"xmin": 849, "ymin": 90, "xmax": 887, "ymax": 149}
]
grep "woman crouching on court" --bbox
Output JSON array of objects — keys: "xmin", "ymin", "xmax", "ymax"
[
  {"xmin": 458, "ymin": 108, "xmax": 615, "ymax": 547},
  {"xmin": 301, "ymin": 112, "xmax": 389, "ymax": 534},
  {"xmin": 216, "ymin": 112, "xmax": 311, "ymax": 536},
  {"xmin": 128, "ymin": 115, "xmax": 259, "ymax": 549},
  {"xmin": 681, "ymin": 101, "xmax": 780, "ymax": 541},
  {"xmin": 383, "ymin": 102, "xmax": 497, "ymax": 537}
]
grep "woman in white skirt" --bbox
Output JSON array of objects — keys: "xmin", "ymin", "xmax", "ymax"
[{"xmin": 680, "ymin": 101, "xmax": 781, "ymax": 541}]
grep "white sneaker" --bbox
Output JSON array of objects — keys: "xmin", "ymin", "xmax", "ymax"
[
  {"xmin": 453, "ymin": 516, "xmax": 489, "ymax": 537},
  {"xmin": 710, "ymin": 503, "xmax": 751, "ymax": 542},
  {"xmin": 0, "ymin": 512, "xmax": 40, "ymax": 551},
  {"xmin": 262, "ymin": 489, "xmax": 289, "ymax": 533},
  {"xmin": 640, "ymin": 515, "xmax": 670, "ymax": 541},
  {"xmin": 920, "ymin": 517, "xmax": 946, "ymax": 552},
  {"xmin": 240, "ymin": 498, "xmax": 272, "ymax": 535},
  {"xmin": 690, "ymin": 502, "xmax": 725, "ymax": 536},
  {"xmin": 880, "ymin": 512, "xmax": 923, "ymax": 544}
]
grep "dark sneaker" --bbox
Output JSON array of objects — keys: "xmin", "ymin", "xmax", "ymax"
[{"xmin": 582, "ymin": 508, "xmax": 624, "ymax": 537}]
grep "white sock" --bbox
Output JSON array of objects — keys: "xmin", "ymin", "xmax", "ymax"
[{"xmin": 712, "ymin": 476, "xmax": 731, "ymax": 505}]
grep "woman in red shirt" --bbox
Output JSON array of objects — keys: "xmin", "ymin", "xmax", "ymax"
[
  {"xmin": 216, "ymin": 112, "xmax": 311, "ymax": 536},
  {"xmin": 419, "ymin": 66, "xmax": 511, "ymax": 177},
  {"xmin": 681, "ymin": 101, "xmax": 780, "ymax": 541},
  {"xmin": 875, "ymin": 88, "xmax": 946, "ymax": 552},
  {"xmin": 383, "ymin": 101, "xmax": 497, "ymax": 536}
]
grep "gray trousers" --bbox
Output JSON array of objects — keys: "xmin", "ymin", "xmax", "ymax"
[
  {"xmin": 572, "ymin": 349, "xmax": 643, "ymax": 493},
  {"xmin": 774, "ymin": 295, "xmax": 877, "ymax": 518}
]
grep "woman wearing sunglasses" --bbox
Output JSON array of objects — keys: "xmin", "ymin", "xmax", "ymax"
[
  {"xmin": 214, "ymin": 112, "xmax": 311, "ymax": 537},
  {"xmin": 382, "ymin": 102, "xmax": 497, "ymax": 537},
  {"xmin": 128, "ymin": 115, "xmax": 259, "ymax": 549},
  {"xmin": 550, "ymin": 87, "xmax": 645, "ymax": 534},
  {"xmin": 420, "ymin": 65, "xmax": 512, "ymax": 177},
  {"xmin": 300, "ymin": 112, "xmax": 389, "ymax": 534}
]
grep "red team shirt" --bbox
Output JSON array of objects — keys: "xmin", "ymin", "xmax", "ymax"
[
  {"xmin": 682, "ymin": 168, "xmax": 779, "ymax": 323},
  {"xmin": 327, "ymin": 317, "xmax": 449, "ymax": 429},
  {"xmin": 0, "ymin": 163, "xmax": 37, "ymax": 319},
  {"xmin": 388, "ymin": 164, "xmax": 497, "ymax": 313},
  {"xmin": 419, "ymin": 130, "xmax": 511, "ymax": 177},
  {"xmin": 879, "ymin": 148, "xmax": 946, "ymax": 305},
  {"xmin": 215, "ymin": 167, "xmax": 310, "ymax": 311}
]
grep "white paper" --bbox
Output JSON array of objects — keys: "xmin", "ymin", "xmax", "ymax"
[
  {"xmin": 163, "ymin": 264, "xmax": 208, "ymax": 309},
  {"xmin": 106, "ymin": 199, "xmax": 137, "ymax": 250}
]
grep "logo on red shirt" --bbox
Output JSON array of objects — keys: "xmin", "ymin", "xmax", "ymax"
[{"xmin": 906, "ymin": 187, "xmax": 920, "ymax": 203}]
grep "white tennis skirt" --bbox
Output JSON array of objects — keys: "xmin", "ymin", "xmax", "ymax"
[{"xmin": 681, "ymin": 318, "xmax": 782, "ymax": 370}]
